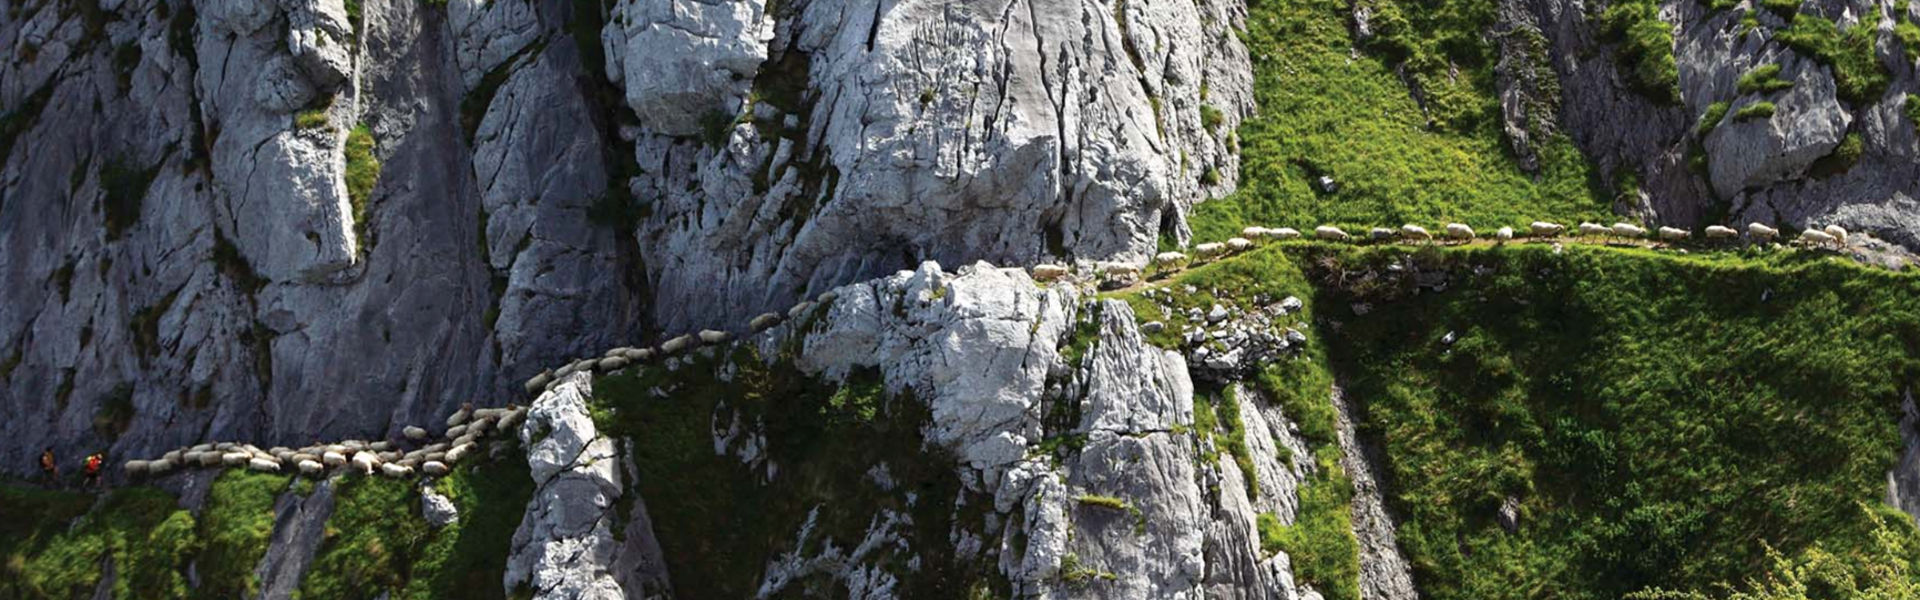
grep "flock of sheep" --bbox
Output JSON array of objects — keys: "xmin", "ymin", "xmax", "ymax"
[
  {"xmin": 109, "ymin": 217, "xmax": 1857, "ymax": 482},
  {"xmin": 118, "ymin": 284, "xmax": 847, "ymax": 482},
  {"xmin": 118, "ymin": 404, "xmax": 527, "ymax": 480},
  {"xmin": 519, "ymin": 290, "xmax": 841, "ymax": 396},
  {"xmin": 1028, "ymin": 221, "xmax": 1854, "ymax": 286}
]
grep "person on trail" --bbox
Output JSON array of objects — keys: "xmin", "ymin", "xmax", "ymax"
[
  {"xmin": 83, "ymin": 452, "xmax": 104, "ymax": 487},
  {"xmin": 39, "ymin": 446, "xmax": 57, "ymax": 480}
]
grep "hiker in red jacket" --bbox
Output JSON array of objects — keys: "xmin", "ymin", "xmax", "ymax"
[{"xmin": 83, "ymin": 453, "xmax": 104, "ymax": 487}]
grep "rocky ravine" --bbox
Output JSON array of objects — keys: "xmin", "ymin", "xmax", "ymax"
[{"xmin": 0, "ymin": 0, "xmax": 1251, "ymax": 479}]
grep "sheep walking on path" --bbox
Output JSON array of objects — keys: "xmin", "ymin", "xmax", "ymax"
[
  {"xmin": 1531, "ymin": 222, "xmax": 1565, "ymax": 237},
  {"xmin": 1445, "ymin": 223, "xmax": 1475, "ymax": 242},
  {"xmin": 1579, "ymin": 222, "xmax": 1610, "ymax": 237},
  {"xmin": 1705, "ymin": 225, "xmax": 1738, "ymax": 240},
  {"xmin": 1658, "ymin": 227, "xmax": 1690, "ymax": 241},
  {"xmin": 1749, "ymin": 223, "xmax": 1780, "ymax": 242},
  {"xmin": 1495, "ymin": 227, "xmax": 1514, "ymax": 243},
  {"xmin": 1316, "ymin": 226, "xmax": 1351, "ymax": 241},
  {"xmin": 1401, "ymin": 225, "xmax": 1432, "ymax": 242}
]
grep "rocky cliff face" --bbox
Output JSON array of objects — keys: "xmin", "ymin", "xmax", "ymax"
[
  {"xmin": 506, "ymin": 261, "xmax": 1347, "ymax": 599},
  {"xmin": 1502, "ymin": 0, "xmax": 1920, "ymax": 241},
  {"xmin": 0, "ymin": 0, "xmax": 1251, "ymax": 478}
]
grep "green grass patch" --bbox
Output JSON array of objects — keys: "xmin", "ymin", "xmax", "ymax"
[
  {"xmin": 1697, "ymin": 101, "xmax": 1731, "ymax": 136},
  {"xmin": 1600, "ymin": 0, "xmax": 1682, "ymax": 104},
  {"xmin": 299, "ymin": 475, "xmax": 433, "ymax": 598},
  {"xmin": 1289, "ymin": 242, "xmax": 1920, "ymax": 600},
  {"xmin": 1735, "ymin": 64, "xmax": 1794, "ymax": 95},
  {"xmin": 1733, "ymin": 101, "xmax": 1776, "ymax": 121},
  {"xmin": 396, "ymin": 457, "xmax": 534, "ymax": 600},
  {"xmin": 1074, "ymin": 494, "xmax": 1131, "ymax": 511},
  {"xmin": 1807, "ymin": 132, "xmax": 1863, "ymax": 179},
  {"xmin": 197, "ymin": 470, "xmax": 289, "ymax": 599},
  {"xmin": 2, "ymin": 485, "xmax": 196, "ymax": 600},
  {"xmin": 344, "ymin": 124, "xmax": 380, "ymax": 251},
  {"xmin": 1906, "ymin": 94, "xmax": 1920, "ymax": 136},
  {"xmin": 1776, "ymin": 15, "xmax": 1890, "ymax": 105},
  {"xmin": 1896, "ymin": 20, "xmax": 1920, "ymax": 62},
  {"xmin": 1186, "ymin": 0, "xmax": 1607, "ymax": 245}
]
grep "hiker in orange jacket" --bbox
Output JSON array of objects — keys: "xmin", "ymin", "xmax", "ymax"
[{"xmin": 40, "ymin": 446, "xmax": 58, "ymax": 480}]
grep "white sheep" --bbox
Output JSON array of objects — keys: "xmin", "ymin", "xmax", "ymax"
[
  {"xmin": 1031, "ymin": 264, "xmax": 1069, "ymax": 281},
  {"xmin": 447, "ymin": 424, "xmax": 469, "ymax": 440},
  {"xmin": 247, "ymin": 457, "xmax": 280, "ymax": 473},
  {"xmin": 1401, "ymin": 224, "xmax": 1433, "ymax": 241},
  {"xmin": 694, "ymin": 331, "xmax": 727, "ymax": 345},
  {"xmin": 1495, "ymin": 227, "xmax": 1514, "ymax": 242},
  {"xmin": 221, "ymin": 452, "xmax": 250, "ymax": 467},
  {"xmin": 1445, "ymin": 223, "xmax": 1476, "ymax": 241},
  {"xmin": 191, "ymin": 443, "xmax": 215, "ymax": 453},
  {"xmin": 750, "ymin": 313, "xmax": 783, "ymax": 332},
  {"xmin": 297, "ymin": 459, "xmax": 324, "ymax": 475},
  {"xmin": 325, "ymin": 444, "xmax": 349, "ymax": 456},
  {"xmin": 661, "ymin": 335, "xmax": 694, "ymax": 354},
  {"xmin": 404, "ymin": 426, "xmax": 429, "ymax": 441},
  {"xmin": 597, "ymin": 356, "xmax": 629, "ymax": 371},
  {"xmin": 162, "ymin": 449, "xmax": 183, "ymax": 464},
  {"xmin": 1315, "ymin": 225, "xmax": 1351, "ymax": 241},
  {"xmin": 351, "ymin": 451, "xmax": 380, "ymax": 475},
  {"xmin": 1824, "ymin": 224, "xmax": 1848, "ymax": 246},
  {"xmin": 1579, "ymin": 222, "xmax": 1610, "ymax": 237},
  {"xmin": 124, "ymin": 460, "xmax": 149, "ymax": 476},
  {"xmin": 1194, "ymin": 242, "xmax": 1227, "ymax": 257},
  {"xmin": 425, "ymin": 442, "xmax": 450, "ymax": 453},
  {"xmin": 1704, "ymin": 225, "xmax": 1739, "ymax": 239},
  {"xmin": 1748, "ymin": 223, "xmax": 1780, "ymax": 241},
  {"xmin": 1153, "ymin": 252, "xmax": 1188, "ymax": 267},
  {"xmin": 422, "ymin": 461, "xmax": 451, "ymax": 477},
  {"xmin": 1227, "ymin": 237, "xmax": 1254, "ymax": 251},
  {"xmin": 379, "ymin": 462, "xmax": 412, "ymax": 478},
  {"xmin": 817, "ymin": 290, "xmax": 840, "ymax": 303},
  {"xmin": 1658, "ymin": 226, "xmax": 1690, "ymax": 241},
  {"xmin": 1800, "ymin": 228, "xmax": 1837, "ymax": 248},
  {"xmin": 1103, "ymin": 263, "xmax": 1141, "ymax": 279},
  {"xmin": 1266, "ymin": 227, "xmax": 1302, "ymax": 240},
  {"xmin": 215, "ymin": 442, "xmax": 235, "ymax": 451},
  {"xmin": 147, "ymin": 458, "xmax": 175, "ymax": 475},
  {"xmin": 447, "ymin": 403, "xmax": 473, "ymax": 428},
  {"xmin": 1241, "ymin": 226, "xmax": 1268, "ymax": 239},
  {"xmin": 787, "ymin": 301, "xmax": 817, "ymax": 320},
  {"xmin": 622, "ymin": 347, "xmax": 653, "ymax": 361},
  {"xmin": 446, "ymin": 443, "xmax": 474, "ymax": 464},
  {"xmin": 1530, "ymin": 222, "xmax": 1566, "ymax": 237},
  {"xmin": 1370, "ymin": 227, "xmax": 1397, "ymax": 241},
  {"xmin": 1612, "ymin": 223, "xmax": 1648, "ymax": 238}
]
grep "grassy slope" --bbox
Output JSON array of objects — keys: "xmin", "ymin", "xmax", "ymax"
[
  {"xmin": 0, "ymin": 456, "xmax": 529, "ymax": 600},
  {"xmin": 1115, "ymin": 241, "xmax": 1920, "ymax": 598},
  {"xmin": 1292, "ymin": 242, "xmax": 1920, "ymax": 599},
  {"xmin": 1187, "ymin": 0, "xmax": 1610, "ymax": 245}
]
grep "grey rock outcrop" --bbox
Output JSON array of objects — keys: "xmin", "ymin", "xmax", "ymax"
[
  {"xmin": 1508, "ymin": 0, "xmax": 1920, "ymax": 241},
  {"xmin": 603, "ymin": 0, "xmax": 775, "ymax": 136},
  {"xmin": 622, "ymin": 0, "xmax": 1256, "ymax": 333},
  {"xmin": 506, "ymin": 372, "xmax": 629, "ymax": 599},
  {"xmin": 0, "ymin": 0, "xmax": 642, "ymax": 480}
]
